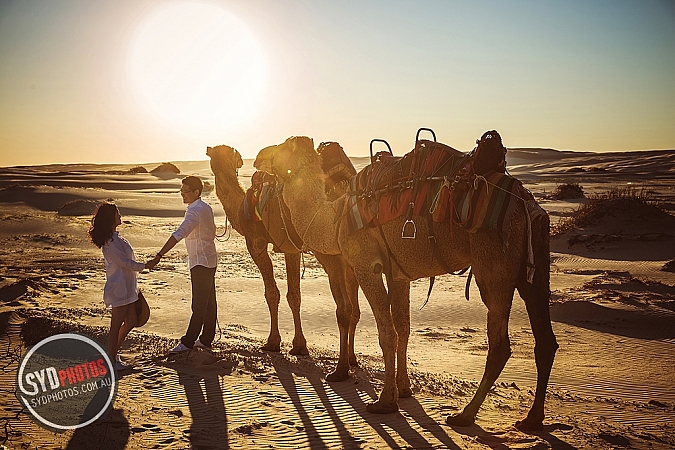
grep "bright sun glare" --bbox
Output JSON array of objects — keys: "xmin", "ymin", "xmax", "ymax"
[{"xmin": 128, "ymin": 2, "xmax": 268, "ymax": 139}]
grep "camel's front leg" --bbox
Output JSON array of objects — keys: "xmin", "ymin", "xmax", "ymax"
[
  {"xmin": 514, "ymin": 309, "xmax": 557, "ymax": 431},
  {"xmin": 284, "ymin": 252, "xmax": 308, "ymax": 355},
  {"xmin": 357, "ymin": 270, "xmax": 398, "ymax": 414},
  {"xmin": 447, "ymin": 304, "xmax": 512, "ymax": 427},
  {"xmin": 390, "ymin": 280, "xmax": 412, "ymax": 398},
  {"xmin": 315, "ymin": 253, "xmax": 352, "ymax": 381},
  {"xmin": 245, "ymin": 236, "xmax": 281, "ymax": 352},
  {"xmin": 345, "ymin": 264, "xmax": 360, "ymax": 366}
]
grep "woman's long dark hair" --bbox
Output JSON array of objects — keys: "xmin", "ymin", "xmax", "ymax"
[{"xmin": 89, "ymin": 202, "xmax": 117, "ymax": 248}]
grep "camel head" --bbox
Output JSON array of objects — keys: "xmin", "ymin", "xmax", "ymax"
[
  {"xmin": 254, "ymin": 136, "xmax": 315, "ymax": 180},
  {"xmin": 206, "ymin": 145, "xmax": 243, "ymax": 175}
]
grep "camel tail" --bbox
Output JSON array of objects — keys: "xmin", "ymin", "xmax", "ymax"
[{"xmin": 516, "ymin": 211, "xmax": 550, "ymax": 308}]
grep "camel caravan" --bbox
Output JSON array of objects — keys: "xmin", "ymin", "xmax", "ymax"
[{"xmin": 206, "ymin": 128, "xmax": 558, "ymax": 431}]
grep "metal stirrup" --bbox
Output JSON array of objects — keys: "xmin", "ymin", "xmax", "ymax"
[{"xmin": 402, "ymin": 219, "xmax": 416, "ymax": 239}]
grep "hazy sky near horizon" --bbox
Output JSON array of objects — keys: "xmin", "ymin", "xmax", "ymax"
[{"xmin": 1, "ymin": 0, "xmax": 674, "ymax": 166}]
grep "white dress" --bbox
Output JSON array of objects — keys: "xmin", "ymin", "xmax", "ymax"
[{"xmin": 101, "ymin": 232, "xmax": 145, "ymax": 308}]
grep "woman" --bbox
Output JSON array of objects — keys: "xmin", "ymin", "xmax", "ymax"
[{"xmin": 89, "ymin": 202, "xmax": 153, "ymax": 371}]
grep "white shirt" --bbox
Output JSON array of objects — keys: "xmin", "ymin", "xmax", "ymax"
[
  {"xmin": 172, "ymin": 198, "xmax": 218, "ymax": 269},
  {"xmin": 101, "ymin": 232, "xmax": 145, "ymax": 308}
]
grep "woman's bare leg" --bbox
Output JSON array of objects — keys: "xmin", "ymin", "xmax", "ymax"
[
  {"xmin": 116, "ymin": 304, "xmax": 138, "ymax": 352},
  {"xmin": 108, "ymin": 305, "xmax": 126, "ymax": 360}
]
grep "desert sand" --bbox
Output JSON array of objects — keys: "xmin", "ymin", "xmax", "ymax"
[{"xmin": 1, "ymin": 148, "xmax": 674, "ymax": 449}]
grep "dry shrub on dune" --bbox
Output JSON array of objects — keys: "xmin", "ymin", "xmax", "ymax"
[
  {"xmin": 58, "ymin": 199, "xmax": 100, "ymax": 216},
  {"xmin": 553, "ymin": 186, "xmax": 668, "ymax": 235},
  {"xmin": 547, "ymin": 182, "xmax": 585, "ymax": 200},
  {"xmin": 128, "ymin": 166, "xmax": 148, "ymax": 174},
  {"xmin": 202, "ymin": 180, "xmax": 214, "ymax": 194},
  {"xmin": 150, "ymin": 162, "xmax": 180, "ymax": 174}
]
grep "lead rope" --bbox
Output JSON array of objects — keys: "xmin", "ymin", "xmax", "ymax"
[
  {"xmin": 215, "ymin": 215, "xmax": 230, "ymax": 242},
  {"xmin": 213, "ymin": 172, "xmax": 231, "ymax": 345},
  {"xmin": 277, "ymin": 195, "xmax": 303, "ymax": 252},
  {"xmin": 297, "ymin": 205, "xmax": 322, "ymax": 278},
  {"xmin": 276, "ymin": 194, "xmax": 324, "ymax": 279},
  {"xmin": 279, "ymin": 198, "xmax": 306, "ymax": 279},
  {"xmin": 215, "ymin": 169, "xmax": 237, "ymax": 242}
]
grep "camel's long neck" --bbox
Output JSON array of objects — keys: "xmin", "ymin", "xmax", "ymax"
[
  {"xmin": 213, "ymin": 168, "xmax": 246, "ymax": 234},
  {"xmin": 282, "ymin": 164, "xmax": 340, "ymax": 255}
]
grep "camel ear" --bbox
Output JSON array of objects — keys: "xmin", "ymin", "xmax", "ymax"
[
  {"xmin": 235, "ymin": 150, "xmax": 243, "ymax": 169},
  {"xmin": 287, "ymin": 137, "xmax": 298, "ymax": 154}
]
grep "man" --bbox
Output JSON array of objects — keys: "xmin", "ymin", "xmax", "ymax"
[{"xmin": 151, "ymin": 176, "xmax": 218, "ymax": 353}]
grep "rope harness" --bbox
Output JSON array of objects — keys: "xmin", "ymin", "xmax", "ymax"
[{"xmin": 215, "ymin": 168, "xmax": 236, "ymax": 242}]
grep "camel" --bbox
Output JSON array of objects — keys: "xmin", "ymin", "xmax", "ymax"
[
  {"xmin": 206, "ymin": 145, "xmax": 361, "ymax": 378},
  {"xmin": 254, "ymin": 136, "xmax": 558, "ymax": 431}
]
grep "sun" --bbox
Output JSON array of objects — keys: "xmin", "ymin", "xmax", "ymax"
[{"xmin": 128, "ymin": 2, "xmax": 268, "ymax": 139}]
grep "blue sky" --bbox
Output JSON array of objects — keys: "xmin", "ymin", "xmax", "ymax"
[{"xmin": 1, "ymin": 0, "xmax": 674, "ymax": 165}]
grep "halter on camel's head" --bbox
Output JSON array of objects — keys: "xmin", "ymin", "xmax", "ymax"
[
  {"xmin": 471, "ymin": 130, "xmax": 508, "ymax": 175},
  {"xmin": 254, "ymin": 136, "xmax": 316, "ymax": 181}
]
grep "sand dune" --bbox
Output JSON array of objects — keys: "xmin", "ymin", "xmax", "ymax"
[{"xmin": 1, "ymin": 149, "xmax": 674, "ymax": 449}]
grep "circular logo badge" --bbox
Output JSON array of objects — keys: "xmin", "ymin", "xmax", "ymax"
[{"xmin": 15, "ymin": 333, "xmax": 118, "ymax": 431}]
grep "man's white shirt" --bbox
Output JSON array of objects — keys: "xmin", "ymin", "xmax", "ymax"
[{"xmin": 172, "ymin": 198, "xmax": 218, "ymax": 269}]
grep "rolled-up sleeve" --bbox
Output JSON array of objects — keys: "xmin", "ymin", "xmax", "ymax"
[
  {"xmin": 102, "ymin": 241, "xmax": 145, "ymax": 272},
  {"xmin": 172, "ymin": 209, "xmax": 199, "ymax": 242}
]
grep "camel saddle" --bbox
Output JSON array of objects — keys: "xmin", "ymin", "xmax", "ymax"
[
  {"xmin": 352, "ymin": 140, "xmax": 466, "ymax": 196},
  {"xmin": 343, "ymin": 139, "xmax": 469, "ymax": 233},
  {"xmin": 341, "ymin": 132, "xmax": 520, "ymax": 247},
  {"xmin": 244, "ymin": 170, "xmax": 278, "ymax": 222}
]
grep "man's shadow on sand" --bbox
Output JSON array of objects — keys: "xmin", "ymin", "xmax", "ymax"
[
  {"xmin": 66, "ymin": 407, "xmax": 130, "ymax": 449},
  {"xmin": 270, "ymin": 355, "xmax": 462, "ymax": 449},
  {"xmin": 68, "ymin": 353, "xmax": 231, "ymax": 449},
  {"xmin": 172, "ymin": 353, "xmax": 231, "ymax": 449}
]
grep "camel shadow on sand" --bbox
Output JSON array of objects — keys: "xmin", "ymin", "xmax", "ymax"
[
  {"xmin": 446, "ymin": 421, "xmax": 577, "ymax": 450},
  {"xmin": 269, "ymin": 353, "xmax": 462, "ymax": 449}
]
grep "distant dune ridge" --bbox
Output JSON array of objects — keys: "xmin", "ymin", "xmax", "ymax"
[
  {"xmin": 506, "ymin": 148, "xmax": 675, "ymax": 179},
  {"xmin": 0, "ymin": 148, "xmax": 673, "ymax": 217}
]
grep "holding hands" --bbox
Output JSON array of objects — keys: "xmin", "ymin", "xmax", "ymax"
[
  {"xmin": 145, "ymin": 253, "xmax": 162, "ymax": 270},
  {"xmin": 146, "ymin": 236, "xmax": 177, "ymax": 271}
]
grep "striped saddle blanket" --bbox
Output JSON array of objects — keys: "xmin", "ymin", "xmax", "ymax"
[
  {"xmin": 244, "ymin": 171, "xmax": 278, "ymax": 222},
  {"xmin": 342, "ymin": 146, "xmax": 523, "ymax": 243}
]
